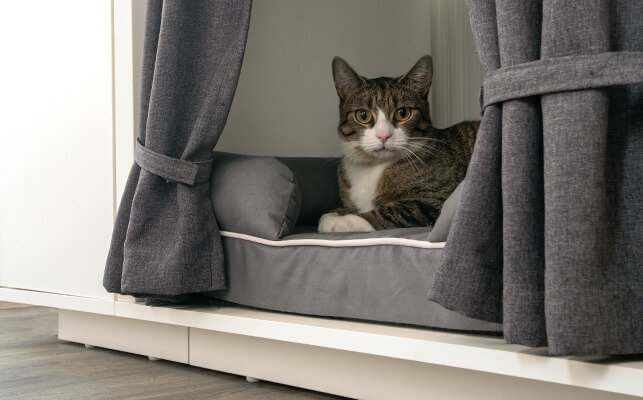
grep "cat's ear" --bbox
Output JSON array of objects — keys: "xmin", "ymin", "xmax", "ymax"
[
  {"xmin": 332, "ymin": 57, "xmax": 363, "ymax": 99},
  {"xmin": 399, "ymin": 55, "xmax": 433, "ymax": 96}
]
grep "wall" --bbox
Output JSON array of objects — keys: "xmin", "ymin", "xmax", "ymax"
[
  {"xmin": 217, "ymin": 0, "xmax": 432, "ymax": 157},
  {"xmin": 131, "ymin": 0, "xmax": 147, "ymax": 142},
  {"xmin": 130, "ymin": 0, "xmax": 482, "ymax": 157},
  {"xmin": 132, "ymin": 0, "xmax": 433, "ymax": 157},
  {"xmin": 429, "ymin": 0, "xmax": 484, "ymax": 128}
]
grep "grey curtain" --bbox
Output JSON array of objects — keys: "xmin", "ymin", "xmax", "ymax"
[
  {"xmin": 430, "ymin": 0, "xmax": 643, "ymax": 355},
  {"xmin": 103, "ymin": 0, "xmax": 252, "ymax": 296}
]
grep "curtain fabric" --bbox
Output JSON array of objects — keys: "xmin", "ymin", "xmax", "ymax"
[
  {"xmin": 103, "ymin": 0, "xmax": 252, "ymax": 296},
  {"xmin": 430, "ymin": 0, "xmax": 642, "ymax": 355}
]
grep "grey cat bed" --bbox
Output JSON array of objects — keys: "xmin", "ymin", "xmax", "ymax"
[{"xmin": 206, "ymin": 153, "xmax": 501, "ymax": 333}]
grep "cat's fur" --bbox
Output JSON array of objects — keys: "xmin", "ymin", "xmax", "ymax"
[{"xmin": 318, "ymin": 55, "xmax": 478, "ymax": 233}]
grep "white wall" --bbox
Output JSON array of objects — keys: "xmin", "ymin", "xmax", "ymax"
[
  {"xmin": 0, "ymin": 0, "xmax": 114, "ymax": 299},
  {"xmin": 131, "ymin": 0, "xmax": 482, "ymax": 157},
  {"xmin": 131, "ymin": 0, "xmax": 433, "ymax": 158},
  {"xmin": 131, "ymin": 0, "xmax": 147, "ymax": 142},
  {"xmin": 429, "ymin": 0, "xmax": 484, "ymax": 128},
  {"xmin": 217, "ymin": 0, "xmax": 433, "ymax": 157}
]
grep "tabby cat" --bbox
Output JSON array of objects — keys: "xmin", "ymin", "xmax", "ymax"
[{"xmin": 318, "ymin": 55, "xmax": 479, "ymax": 233}]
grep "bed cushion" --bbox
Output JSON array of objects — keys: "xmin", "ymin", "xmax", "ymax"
[
  {"xmin": 209, "ymin": 152, "xmax": 302, "ymax": 240},
  {"xmin": 207, "ymin": 227, "xmax": 502, "ymax": 333}
]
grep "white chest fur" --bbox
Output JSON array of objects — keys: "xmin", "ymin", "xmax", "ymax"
[{"xmin": 343, "ymin": 161, "xmax": 392, "ymax": 213}]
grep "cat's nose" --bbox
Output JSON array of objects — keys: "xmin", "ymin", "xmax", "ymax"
[{"xmin": 376, "ymin": 129, "xmax": 392, "ymax": 144}]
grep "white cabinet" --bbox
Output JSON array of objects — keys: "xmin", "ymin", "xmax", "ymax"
[
  {"xmin": 0, "ymin": 0, "xmax": 114, "ymax": 300},
  {"xmin": 1, "ymin": 3, "xmax": 640, "ymax": 399}
]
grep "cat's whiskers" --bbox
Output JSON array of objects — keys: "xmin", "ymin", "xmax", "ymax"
[
  {"xmin": 404, "ymin": 142, "xmax": 432, "ymax": 155},
  {"xmin": 408, "ymin": 137, "xmax": 446, "ymax": 144},
  {"xmin": 405, "ymin": 141, "xmax": 451, "ymax": 157},
  {"xmin": 407, "ymin": 138, "xmax": 451, "ymax": 154},
  {"xmin": 398, "ymin": 148, "xmax": 420, "ymax": 174},
  {"xmin": 399, "ymin": 146, "xmax": 427, "ymax": 174},
  {"xmin": 350, "ymin": 146, "xmax": 379, "ymax": 164},
  {"xmin": 404, "ymin": 146, "xmax": 429, "ymax": 169}
]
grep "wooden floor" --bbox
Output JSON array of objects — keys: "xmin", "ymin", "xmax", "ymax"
[{"xmin": 0, "ymin": 304, "xmax": 344, "ymax": 400}]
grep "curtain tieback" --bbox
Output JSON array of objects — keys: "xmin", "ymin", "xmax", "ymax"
[
  {"xmin": 480, "ymin": 51, "xmax": 643, "ymax": 113},
  {"xmin": 134, "ymin": 139, "xmax": 213, "ymax": 185}
]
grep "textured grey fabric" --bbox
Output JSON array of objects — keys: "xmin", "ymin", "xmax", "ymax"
[
  {"xmin": 427, "ymin": 181, "xmax": 463, "ymax": 242},
  {"xmin": 135, "ymin": 139, "xmax": 213, "ymax": 185},
  {"xmin": 209, "ymin": 152, "xmax": 301, "ymax": 240},
  {"xmin": 207, "ymin": 232, "xmax": 502, "ymax": 333},
  {"xmin": 430, "ymin": 0, "xmax": 643, "ymax": 355},
  {"xmin": 103, "ymin": 0, "xmax": 252, "ymax": 296},
  {"xmin": 482, "ymin": 52, "xmax": 643, "ymax": 110},
  {"xmin": 277, "ymin": 157, "xmax": 342, "ymax": 226}
]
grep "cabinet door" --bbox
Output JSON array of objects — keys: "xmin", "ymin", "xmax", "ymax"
[{"xmin": 0, "ymin": 0, "xmax": 114, "ymax": 299}]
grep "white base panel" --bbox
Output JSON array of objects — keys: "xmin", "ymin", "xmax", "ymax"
[
  {"xmin": 189, "ymin": 328, "xmax": 638, "ymax": 400},
  {"xmin": 58, "ymin": 310, "xmax": 188, "ymax": 364},
  {"xmin": 58, "ymin": 310, "xmax": 639, "ymax": 400}
]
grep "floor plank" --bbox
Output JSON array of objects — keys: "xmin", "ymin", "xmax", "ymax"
[{"xmin": 0, "ymin": 307, "xmax": 344, "ymax": 400}]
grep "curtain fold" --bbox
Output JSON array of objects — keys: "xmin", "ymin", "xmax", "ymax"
[
  {"xmin": 430, "ymin": 0, "xmax": 643, "ymax": 355},
  {"xmin": 103, "ymin": 0, "xmax": 252, "ymax": 296}
]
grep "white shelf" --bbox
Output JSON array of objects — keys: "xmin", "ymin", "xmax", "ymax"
[
  {"xmin": 3, "ymin": 287, "xmax": 641, "ymax": 398},
  {"xmin": 114, "ymin": 301, "xmax": 643, "ymax": 398},
  {"xmin": 0, "ymin": 287, "xmax": 114, "ymax": 315}
]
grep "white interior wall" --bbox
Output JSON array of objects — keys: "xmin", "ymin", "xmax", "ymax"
[
  {"xmin": 131, "ymin": 0, "xmax": 147, "ymax": 142},
  {"xmin": 429, "ymin": 0, "xmax": 484, "ymax": 128},
  {"xmin": 130, "ymin": 0, "xmax": 482, "ymax": 157},
  {"xmin": 132, "ymin": 0, "xmax": 432, "ymax": 157},
  {"xmin": 218, "ymin": 0, "xmax": 432, "ymax": 157}
]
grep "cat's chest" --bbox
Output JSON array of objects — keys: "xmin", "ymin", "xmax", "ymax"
[{"xmin": 344, "ymin": 161, "xmax": 393, "ymax": 213}]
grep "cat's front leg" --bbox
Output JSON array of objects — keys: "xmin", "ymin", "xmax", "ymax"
[
  {"xmin": 359, "ymin": 200, "xmax": 440, "ymax": 230},
  {"xmin": 318, "ymin": 212, "xmax": 375, "ymax": 233}
]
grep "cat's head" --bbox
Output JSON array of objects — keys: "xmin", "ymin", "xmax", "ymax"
[{"xmin": 332, "ymin": 55, "xmax": 433, "ymax": 163}]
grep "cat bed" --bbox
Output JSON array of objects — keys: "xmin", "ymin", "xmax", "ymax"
[{"xmin": 206, "ymin": 153, "xmax": 501, "ymax": 332}]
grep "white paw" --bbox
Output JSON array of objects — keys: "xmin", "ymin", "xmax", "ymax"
[{"xmin": 318, "ymin": 213, "xmax": 375, "ymax": 233}]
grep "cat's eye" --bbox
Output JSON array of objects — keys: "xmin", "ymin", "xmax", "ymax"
[
  {"xmin": 394, "ymin": 107, "xmax": 412, "ymax": 122},
  {"xmin": 355, "ymin": 109, "xmax": 373, "ymax": 124}
]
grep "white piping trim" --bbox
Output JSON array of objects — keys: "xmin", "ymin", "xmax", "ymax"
[{"xmin": 220, "ymin": 231, "xmax": 446, "ymax": 249}]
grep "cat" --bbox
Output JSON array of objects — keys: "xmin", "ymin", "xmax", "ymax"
[{"xmin": 318, "ymin": 55, "xmax": 479, "ymax": 233}]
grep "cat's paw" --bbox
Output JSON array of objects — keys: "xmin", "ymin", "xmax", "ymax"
[{"xmin": 318, "ymin": 213, "xmax": 375, "ymax": 233}]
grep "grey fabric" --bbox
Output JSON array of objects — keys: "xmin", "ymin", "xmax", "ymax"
[
  {"xmin": 430, "ymin": 0, "xmax": 643, "ymax": 355},
  {"xmin": 427, "ymin": 181, "xmax": 463, "ymax": 242},
  {"xmin": 135, "ymin": 139, "xmax": 213, "ymax": 185},
  {"xmin": 103, "ymin": 0, "xmax": 253, "ymax": 296},
  {"xmin": 207, "ymin": 231, "xmax": 502, "ymax": 333},
  {"xmin": 209, "ymin": 152, "xmax": 301, "ymax": 240},
  {"xmin": 482, "ymin": 51, "xmax": 643, "ymax": 111},
  {"xmin": 277, "ymin": 157, "xmax": 342, "ymax": 226}
]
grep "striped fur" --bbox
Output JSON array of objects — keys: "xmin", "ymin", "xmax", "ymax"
[{"xmin": 323, "ymin": 55, "xmax": 478, "ymax": 231}]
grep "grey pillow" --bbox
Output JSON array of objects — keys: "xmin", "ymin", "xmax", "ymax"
[
  {"xmin": 427, "ymin": 181, "xmax": 463, "ymax": 242},
  {"xmin": 209, "ymin": 152, "xmax": 302, "ymax": 240},
  {"xmin": 277, "ymin": 157, "xmax": 342, "ymax": 226}
]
